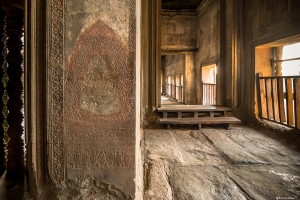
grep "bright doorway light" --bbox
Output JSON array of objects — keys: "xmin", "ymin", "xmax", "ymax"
[{"xmin": 282, "ymin": 42, "xmax": 300, "ymax": 76}]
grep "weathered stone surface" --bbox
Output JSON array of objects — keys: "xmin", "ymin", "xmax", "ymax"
[
  {"xmin": 144, "ymin": 125, "xmax": 300, "ymax": 199},
  {"xmin": 40, "ymin": 176, "xmax": 133, "ymax": 200},
  {"xmin": 47, "ymin": 0, "xmax": 136, "ymax": 197},
  {"xmin": 161, "ymin": 14, "xmax": 197, "ymax": 49},
  {"xmin": 145, "ymin": 129, "xmax": 227, "ymax": 166},
  {"xmin": 170, "ymin": 166, "xmax": 249, "ymax": 200},
  {"xmin": 226, "ymin": 165, "xmax": 300, "ymax": 199},
  {"xmin": 196, "ymin": 0, "xmax": 220, "ymax": 104},
  {"xmin": 144, "ymin": 161, "xmax": 172, "ymax": 200},
  {"xmin": 162, "ymin": 55, "xmax": 184, "ymax": 77}
]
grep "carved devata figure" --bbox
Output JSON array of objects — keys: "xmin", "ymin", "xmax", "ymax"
[
  {"xmin": 64, "ymin": 20, "xmax": 135, "ymax": 170},
  {"xmin": 66, "ymin": 20, "xmax": 131, "ymax": 117},
  {"xmin": 80, "ymin": 56, "xmax": 121, "ymax": 114}
]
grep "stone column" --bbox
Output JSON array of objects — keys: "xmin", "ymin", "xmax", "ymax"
[
  {"xmin": 5, "ymin": 7, "xmax": 24, "ymax": 175},
  {"xmin": 141, "ymin": 0, "xmax": 161, "ymax": 121},
  {"xmin": 184, "ymin": 52, "xmax": 197, "ymax": 104},
  {"xmin": 275, "ymin": 46, "xmax": 283, "ymax": 76},
  {"xmin": 0, "ymin": 9, "xmax": 6, "ymax": 175}
]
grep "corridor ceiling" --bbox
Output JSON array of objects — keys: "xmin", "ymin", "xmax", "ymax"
[{"xmin": 162, "ymin": 0, "xmax": 203, "ymax": 10}]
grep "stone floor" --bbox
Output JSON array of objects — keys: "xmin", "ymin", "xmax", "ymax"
[
  {"xmin": 161, "ymin": 95, "xmax": 183, "ymax": 106},
  {"xmin": 143, "ymin": 124, "xmax": 300, "ymax": 200},
  {"xmin": 0, "ymin": 123, "xmax": 299, "ymax": 200}
]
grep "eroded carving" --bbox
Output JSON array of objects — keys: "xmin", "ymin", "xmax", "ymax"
[
  {"xmin": 80, "ymin": 56, "xmax": 121, "ymax": 114},
  {"xmin": 65, "ymin": 19, "xmax": 135, "ymax": 171},
  {"xmin": 48, "ymin": 0, "xmax": 136, "ymax": 187}
]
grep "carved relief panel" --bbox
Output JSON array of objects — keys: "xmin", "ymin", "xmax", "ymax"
[{"xmin": 47, "ymin": 0, "xmax": 136, "ymax": 196}]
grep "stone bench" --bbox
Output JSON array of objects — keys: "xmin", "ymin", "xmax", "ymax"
[
  {"xmin": 157, "ymin": 105, "xmax": 241, "ymax": 129},
  {"xmin": 159, "ymin": 117, "xmax": 241, "ymax": 130},
  {"xmin": 157, "ymin": 105, "xmax": 233, "ymax": 118}
]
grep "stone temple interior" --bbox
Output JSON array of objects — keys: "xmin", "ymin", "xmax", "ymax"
[{"xmin": 0, "ymin": 0, "xmax": 300, "ymax": 199}]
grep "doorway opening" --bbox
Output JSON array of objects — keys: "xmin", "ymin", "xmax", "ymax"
[
  {"xmin": 202, "ymin": 64, "xmax": 216, "ymax": 105},
  {"xmin": 161, "ymin": 54, "xmax": 185, "ymax": 105}
]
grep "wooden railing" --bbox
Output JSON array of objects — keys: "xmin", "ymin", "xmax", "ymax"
[
  {"xmin": 166, "ymin": 83, "xmax": 183, "ymax": 102},
  {"xmin": 176, "ymin": 85, "xmax": 183, "ymax": 102},
  {"xmin": 166, "ymin": 83, "xmax": 170, "ymax": 96},
  {"xmin": 257, "ymin": 73, "xmax": 300, "ymax": 129},
  {"xmin": 171, "ymin": 84, "xmax": 176, "ymax": 98},
  {"xmin": 202, "ymin": 83, "xmax": 216, "ymax": 105}
]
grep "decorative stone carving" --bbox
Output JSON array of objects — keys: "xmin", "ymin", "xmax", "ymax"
[
  {"xmin": 80, "ymin": 56, "xmax": 121, "ymax": 115},
  {"xmin": 65, "ymin": 19, "xmax": 135, "ymax": 169},
  {"xmin": 48, "ymin": 0, "xmax": 65, "ymax": 182},
  {"xmin": 47, "ymin": 0, "xmax": 136, "ymax": 196}
]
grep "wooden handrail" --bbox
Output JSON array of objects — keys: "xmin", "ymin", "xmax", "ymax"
[
  {"xmin": 257, "ymin": 73, "xmax": 300, "ymax": 129},
  {"xmin": 258, "ymin": 75, "xmax": 300, "ymax": 79}
]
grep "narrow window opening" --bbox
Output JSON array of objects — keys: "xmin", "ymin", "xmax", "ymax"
[
  {"xmin": 202, "ymin": 64, "xmax": 216, "ymax": 105},
  {"xmin": 255, "ymin": 39, "xmax": 300, "ymax": 129},
  {"xmin": 281, "ymin": 42, "xmax": 300, "ymax": 76}
]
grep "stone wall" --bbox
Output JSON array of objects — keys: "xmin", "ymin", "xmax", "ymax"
[
  {"xmin": 163, "ymin": 54, "xmax": 184, "ymax": 78},
  {"xmin": 161, "ymin": 13, "xmax": 197, "ymax": 50},
  {"xmin": 196, "ymin": 0, "xmax": 219, "ymax": 65},
  {"xmin": 47, "ymin": 0, "xmax": 136, "ymax": 197},
  {"xmin": 196, "ymin": 0, "xmax": 220, "ymax": 104}
]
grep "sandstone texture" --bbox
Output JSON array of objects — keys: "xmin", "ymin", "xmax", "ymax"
[{"xmin": 144, "ymin": 125, "xmax": 300, "ymax": 199}]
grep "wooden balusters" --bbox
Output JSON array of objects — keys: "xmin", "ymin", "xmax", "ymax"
[{"xmin": 257, "ymin": 73, "xmax": 299, "ymax": 129}]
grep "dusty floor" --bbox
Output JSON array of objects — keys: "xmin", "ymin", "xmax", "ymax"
[
  {"xmin": 161, "ymin": 95, "xmax": 183, "ymax": 106},
  {"xmin": 143, "ymin": 124, "xmax": 300, "ymax": 200}
]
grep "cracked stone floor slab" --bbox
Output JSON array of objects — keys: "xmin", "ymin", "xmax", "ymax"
[{"xmin": 144, "ymin": 125, "xmax": 300, "ymax": 200}]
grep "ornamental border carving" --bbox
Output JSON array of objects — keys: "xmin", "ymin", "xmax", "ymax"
[{"xmin": 47, "ymin": 0, "xmax": 65, "ymax": 182}]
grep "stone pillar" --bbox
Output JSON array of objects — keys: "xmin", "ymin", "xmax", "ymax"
[
  {"xmin": 141, "ymin": 0, "xmax": 161, "ymax": 121},
  {"xmin": 275, "ymin": 46, "xmax": 283, "ymax": 76},
  {"xmin": 0, "ymin": 9, "xmax": 6, "ymax": 174},
  {"xmin": 5, "ymin": 7, "xmax": 24, "ymax": 175},
  {"xmin": 184, "ymin": 52, "xmax": 197, "ymax": 104}
]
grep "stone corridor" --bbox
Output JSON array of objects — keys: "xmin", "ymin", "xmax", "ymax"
[{"xmin": 144, "ymin": 125, "xmax": 300, "ymax": 199}]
